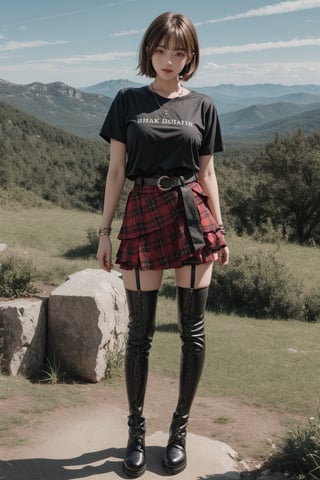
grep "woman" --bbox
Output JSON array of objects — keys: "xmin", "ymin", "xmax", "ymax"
[{"xmin": 97, "ymin": 12, "xmax": 229, "ymax": 477}]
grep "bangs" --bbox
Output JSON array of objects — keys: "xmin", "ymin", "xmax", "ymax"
[
  {"xmin": 149, "ymin": 27, "xmax": 193, "ymax": 55},
  {"xmin": 161, "ymin": 29, "xmax": 191, "ymax": 52}
]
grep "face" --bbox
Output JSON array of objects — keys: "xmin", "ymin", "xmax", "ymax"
[{"xmin": 151, "ymin": 39, "xmax": 190, "ymax": 81}]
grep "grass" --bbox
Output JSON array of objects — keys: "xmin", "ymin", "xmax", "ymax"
[
  {"xmin": 1, "ymin": 204, "xmax": 320, "ymax": 451},
  {"xmin": 0, "ymin": 206, "xmax": 102, "ymax": 285},
  {"xmin": 151, "ymin": 296, "xmax": 320, "ymax": 416},
  {"xmin": 266, "ymin": 411, "xmax": 320, "ymax": 479}
]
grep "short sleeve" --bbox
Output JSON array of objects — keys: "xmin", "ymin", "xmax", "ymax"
[
  {"xmin": 99, "ymin": 90, "xmax": 127, "ymax": 144},
  {"xmin": 199, "ymin": 99, "xmax": 224, "ymax": 155}
]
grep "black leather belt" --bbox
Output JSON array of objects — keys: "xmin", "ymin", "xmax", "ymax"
[
  {"xmin": 134, "ymin": 173, "xmax": 197, "ymax": 191},
  {"xmin": 134, "ymin": 174, "xmax": 205, "ymax": 251}
]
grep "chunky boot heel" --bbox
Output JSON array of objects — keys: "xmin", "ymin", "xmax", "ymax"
[
  {"xmin": 163, "ymin": 286, "xmax": 209, "ymax": 475},
  {"xmin": 122, "ymin": 288, "xmax": 158, "ymax": 478}
]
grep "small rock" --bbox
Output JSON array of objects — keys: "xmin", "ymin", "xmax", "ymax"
[
  {"xmin": 239, "ymin": 459, "xmax": 251, "ymax": 471},
  {"xmin": 0, "ymin": 243, "xmax": 8, "ymax": 253}
]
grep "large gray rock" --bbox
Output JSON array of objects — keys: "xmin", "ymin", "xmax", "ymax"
[
  {"xmin": 0, "ymin": 298, "xmax": 47, "ymax": 377},
  {"xmin": 48, "ymin": 269, "xmax": 128, "ymax": 382}
]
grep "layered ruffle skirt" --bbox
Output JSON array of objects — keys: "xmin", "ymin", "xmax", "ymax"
[{"xmin": 115, "ymin": 181, "xmax": 227, "ymax": 270}]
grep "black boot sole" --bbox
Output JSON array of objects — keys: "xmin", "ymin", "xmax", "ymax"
[
  {"xmin": 162, "ymin": 459, "xmax": 186, "ymax": 475},
  {"xmin": 122, "ymin": 461, "xmax": 146, "ymax": 478}
]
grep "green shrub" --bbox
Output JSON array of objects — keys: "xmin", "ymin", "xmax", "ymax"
[
  {"xmin": 0, "ymin": 256, "xmax": 38, "ymax": 297},
  {"xmin": 252, "ymin": 218, "xmax": 288, "ymax": 244},
  {"xmin": 267, "ymin": 413, "xmax": 320, "ymax": 479},
  {"xmin": 63, "ymin": 227, "xmax": 98, "ymax": 259},
  {"xmin": 86, "ymin": 227, "xmax": 99, "ymax": 254},
  {"xmin": 302, "ymin": 289, "xmax": 320, "ymax": 323},
  {"xmin": 0, "ymin": 187, "xmax": 53, "ymax": 209},
  {"xmin": 209, "ymin": 249, "xmax": 303, "ymax": 319}
]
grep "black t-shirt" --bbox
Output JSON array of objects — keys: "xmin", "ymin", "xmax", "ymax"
[{"xmin": 100, "ymin": 86, "xmax": 224, "ymax": 180}]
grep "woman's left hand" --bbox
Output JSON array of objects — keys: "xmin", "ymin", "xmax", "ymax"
[{"xmin": 217, "ymin": 246, "xmax": 229, "ymax": 266}]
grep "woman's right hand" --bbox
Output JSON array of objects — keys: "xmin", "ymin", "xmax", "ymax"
[{"xmin": 97, "ymin": 235, "xmax": 113, "ymax": 272}]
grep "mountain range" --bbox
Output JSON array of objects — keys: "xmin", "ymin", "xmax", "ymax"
[
  {"xmin": 1, "ymin": 78, "xmax": 320, "ymax": 144},
  {"xmin": 82, "ymin": 80, "xmax": 320, "ymax": 111},
  {"xmin": 0, "ymin": 79, "xmax": 112, "ymax": 140}
]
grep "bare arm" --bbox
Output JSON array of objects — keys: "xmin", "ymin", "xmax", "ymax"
[
  {"xmin": 97, "ymin": 138, "xmax": 126, "ymax": 271},
  {"xmin": 198, "ymin": 154, "xmax": 229, "ymax": 266}
]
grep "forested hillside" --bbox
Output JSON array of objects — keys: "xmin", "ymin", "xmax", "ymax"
[
  {"xmin": 0, "ymin": 101, "xmax": 108, "ymax": 211},
  {"xmin": 220, "ymin": 102, "xmax": 320, "ymax": 138},
  {"xmin": 237, "ymin": 107, "xmax": 320, "ymax": 143}
]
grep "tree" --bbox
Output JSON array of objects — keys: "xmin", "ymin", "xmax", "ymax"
[
  {"xmin": 262, "ymin": 130, "xmax": 320, "ymax": 244},
  {"xmin": 0, "ymin": 129, "xmax": 12, "ymax": 187},
  {"xmin": 219, "ymin": 147, "xmax": 272, "ymax": 236}
]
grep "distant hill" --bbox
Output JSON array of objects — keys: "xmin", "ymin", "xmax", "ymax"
[
  {"xmin": 243, "ymin": 107, "xmax": 320, "ymax": 143},
  {"xmin": 0, "ymin": 79, "xmax": 112, "ymax": 140},
  {"xmin": 81, "ymin": 78, "xmax": 145, "ymax": 98},
  {"xmin": 0, "ymin": 100, "xmax": 108, "ymax": 210},
  {"xmin": 220, "ymin": 102, "xmax": 320, "ymax": 137},
  {"xmin": 82, "ymin": 79, "xmax": 320, "ymax": 113}
]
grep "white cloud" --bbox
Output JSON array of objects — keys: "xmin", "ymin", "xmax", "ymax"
[
  {"xmin": 194, "ymin": 60, "xmax": 320, "ymax": 86},
  {"xmin": 111, "ymin": 0, "xmax": 320, "ymax": 37},
  {"xmin": 0, "ymin": 60, "xmax": 139, "ymax": 87},
  {"xmin": 48, "ymin": 51, "xmax": 136, "ymax": 64},
  {"xmin": 201, "ymin": 37, "xmax": 320, "ymax": 55},
  {"xmin": 3, "ymin": 58, "xmax": 320, "ymax": 87},
  {"xmin": 110, "ymin": 29, "xmax": 145, "ymax": 38},
  {"xmin": 196, "ymin": 0, "xmax": 320, "ymax": 25},
  {"xmin": 0, "ymin": 40, "xmax": 68, "ymax": 52}
]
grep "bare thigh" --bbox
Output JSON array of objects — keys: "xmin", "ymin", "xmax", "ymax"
[
  {"xmin": 121, "ymin": 269, "xmax": 163, "ymax": 291},
  {"xmin": 121, "ymin": 263, "xmax": 213, "ymax": 291},
  {"xmin": 175, "ymin": 263, "xmax": 213, "ymax": 289}
]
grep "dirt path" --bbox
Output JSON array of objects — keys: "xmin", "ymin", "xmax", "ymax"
[{"xmin": 1, "ymin": 370, "xmax": 300, "ymax": 472}]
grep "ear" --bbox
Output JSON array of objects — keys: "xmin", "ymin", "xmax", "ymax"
[{"xmin": 187, "ymin": 51, "xmax": 195, "ymax": 63}]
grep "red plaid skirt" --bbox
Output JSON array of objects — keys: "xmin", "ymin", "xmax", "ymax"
[{"xmin": 116, "ymin": 181, "xmax": 227, "ymax": 270}]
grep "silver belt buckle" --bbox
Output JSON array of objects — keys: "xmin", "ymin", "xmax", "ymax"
[{"xmin": 157, "ymin": 175, "xmax": 172, "ymax": 192}]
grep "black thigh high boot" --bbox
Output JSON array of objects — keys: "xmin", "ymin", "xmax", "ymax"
[
  {"xmin": 162, "ymin": 286, "xmax": 209, "ymax": 475},
  {"xmin": 123, "ymin": 288, "xmax": 158, "ymax": 478}
]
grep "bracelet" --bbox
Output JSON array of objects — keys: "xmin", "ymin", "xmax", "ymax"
[
  {"xmin": 98, "ymin": 226, "xmax": 112, "ymax": 236},
  {"xmin": 218, "ymin": 223, "xmax": 226, "ymax": 236}
]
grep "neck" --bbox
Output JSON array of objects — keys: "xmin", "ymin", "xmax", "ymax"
[{"xmin": 151, "ymin": 80, "xmax": 183, "ymax": 98}]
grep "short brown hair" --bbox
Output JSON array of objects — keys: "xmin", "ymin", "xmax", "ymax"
[{"xmin": 137, "ymin": 12, "xmax": 200, "ymax": 82}]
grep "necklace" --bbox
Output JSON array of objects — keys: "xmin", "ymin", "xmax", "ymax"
[{"xmin": 150, "ymin": 83, "xmax": 184, "ymax": 117}]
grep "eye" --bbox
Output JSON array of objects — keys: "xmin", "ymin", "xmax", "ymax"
[
  {"xmin": 154, "ymin": 47, "xmax": 164, "ymax": 54},
  {"xmin": 176, "ymin": 51, "xmax": 186, "ymax": 58}
]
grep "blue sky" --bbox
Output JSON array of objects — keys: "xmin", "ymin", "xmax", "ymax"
[{"xmin": 1, "ymin": 0, "xmax": 320, "ymax": 87}]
